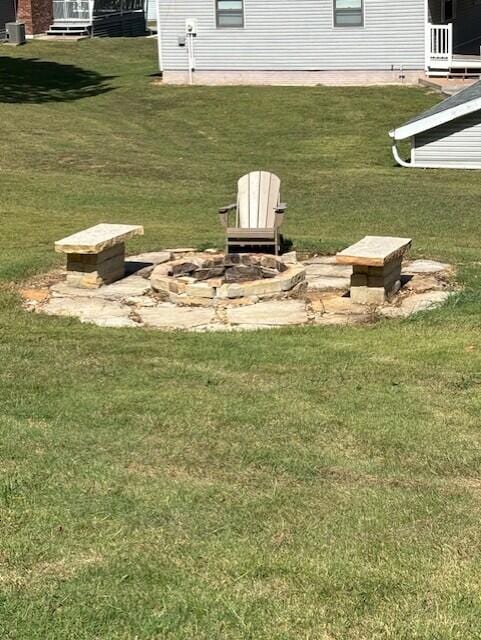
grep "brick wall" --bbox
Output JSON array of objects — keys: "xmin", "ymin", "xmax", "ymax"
[
  {"xmin": 161, "ymin": 70, "xmax": 426, "ymax": 87},
  {"xmin": 17, "ymin": 0, "xmax": 52, "ymax": 35}
]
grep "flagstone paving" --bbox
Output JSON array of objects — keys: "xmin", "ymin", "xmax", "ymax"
[
  {"xmin": 378, "ymin": 290, "xmax": 452, "ymax": 319},
  {"xmin": 227, "ymin": 300, "xmax": 309, "ymax": 326},
  {"xmin": 138, "ymin": 305, "xmax": 216, "ymax": 329},
  {"xmin": 41, "ymin": 296, "xmax": 137, "ymax": 328},
  {"xmin": 22, "ymin": 252, "xmax": 455, "ymax": 331},
  {"xmin": 403, "ymin": 259, "xmax": 451, "ymax": 274},
  {"xmin": 51, "ymin": 275, "xmax": 151, "ymax": 300}
]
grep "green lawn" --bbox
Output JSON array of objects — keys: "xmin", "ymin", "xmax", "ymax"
[{"xmin": 1, "ymin": 39, "xmax": 481, "ymax": 640}]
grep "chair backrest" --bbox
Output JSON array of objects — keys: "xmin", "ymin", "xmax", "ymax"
[{"xmin": 236, "ymin": 171, "xmax": 281, "ymax": 229}]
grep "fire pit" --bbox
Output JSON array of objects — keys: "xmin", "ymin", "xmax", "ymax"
[
  {"xmin": 23, "ymin": 246, "xmax": 454, "ymax": 330},
  {"xmin": 150, "ymin": 252, "xmax": 306, "ymax": 306}
]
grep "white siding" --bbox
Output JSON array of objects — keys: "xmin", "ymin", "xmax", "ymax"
[
  {"xmin": 413, "ymin": 111, "xmax": 481, "ymax": 168},
  {"xmin": 158, "ymin": 0, "xmax": 425, "ymax": 71}
]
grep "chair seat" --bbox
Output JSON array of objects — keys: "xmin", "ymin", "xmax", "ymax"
[{"xmin": 226, "ymin": 228, "xmax": 276, "ymax": 239}]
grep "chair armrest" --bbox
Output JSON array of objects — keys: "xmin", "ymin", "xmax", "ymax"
[
  {"xmin": 218, "ymin": 203, "xmax": 237, "ymax": 214},
  {"xmin": 218, "ymin": 204, "xmax": 236, "ymax": 228},
  {"xmin": 274, "ymin": 203, "xmax": 287, "ymax": 229}
]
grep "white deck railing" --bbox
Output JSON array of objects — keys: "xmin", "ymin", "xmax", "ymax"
[
  {"xmin": 53, "ymin": 0, "xmax": 90, "ymax": 21},
  {"xmin": 426, "ymin": 23, "xmax": 453, "ymax": 70}
]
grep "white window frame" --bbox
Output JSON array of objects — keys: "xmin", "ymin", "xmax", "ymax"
[
  {"xmin": 215, "ymin": 0, "xmax": 245, "ymax": 29},
  {"xmin": 333, "ymin": 0, "xmax": 365, "ymax": 28}
]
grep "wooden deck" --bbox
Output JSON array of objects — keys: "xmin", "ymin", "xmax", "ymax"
[
  {"xmin": 450, "ymin": 54, "xmax": 481, "ymax": 69},
  {"xmin": 428, "ymin": 54, "xmax": 481, "ymax": 77},
  {"xmin": 427, "ymin": 24, "xmax": 481, "ymax": 76}
]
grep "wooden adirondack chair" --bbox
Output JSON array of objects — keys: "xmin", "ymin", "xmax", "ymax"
[{"xmin": 218, "ymin": 171, "xmax": 287, "ymax": 255}]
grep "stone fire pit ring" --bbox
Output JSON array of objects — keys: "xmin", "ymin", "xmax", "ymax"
[
  {"xmin": 22, "ymin": 248, "xmax": 455, "ymax": 331},
  {"xmin": 150, "ymin": 252, "xmax": 306, "ymax": 306}
]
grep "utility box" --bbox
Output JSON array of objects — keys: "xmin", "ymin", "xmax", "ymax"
[
  {"xmin": 185, "ymin": 18, "xmax": 197, "ymax": 35},
  {"xmin": 6, "ymin": 22, "xmax": 26, "ymax": 45}
]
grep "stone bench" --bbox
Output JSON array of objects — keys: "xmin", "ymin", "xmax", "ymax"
[
  {"xmin": 55, "ymin": 223, "xmax": 144, "ymax": 288},
  {"xmin": 336, "ymin": 236, "xmax": 412, "ymax": 304}
]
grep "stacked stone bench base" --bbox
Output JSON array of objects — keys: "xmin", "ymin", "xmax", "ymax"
[
  {"xmin": 66, "ymin": 243, "xmax": 126, "ymax": 289},
  {"xmin": 336, "ymin": 235, "xmax": 412, "ymax": 306},
  {"xmin": 350, "ymin": 260, "xmax": 402, "ymax": 305},
  {"xmin": 55, "ymin": 223, "xmax": 144, "ymax": 290}
]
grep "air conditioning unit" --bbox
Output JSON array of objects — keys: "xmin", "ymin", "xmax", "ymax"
[{"xmin": 6, "ymin": 22, "xmax": 26, "ymax": 45}]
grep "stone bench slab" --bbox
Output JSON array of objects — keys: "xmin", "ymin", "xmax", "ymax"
[
  {"xmin": 55, "ymin": 223, "xmax": 144, "ymax": 255},
  {"xmin": 336, "ymin": 236, "xmax": 412, "ymax": 267}
]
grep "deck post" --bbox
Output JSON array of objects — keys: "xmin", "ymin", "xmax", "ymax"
[{"xmin": 448, "ymin": 22, "xmax": 453, "ymax": 68}]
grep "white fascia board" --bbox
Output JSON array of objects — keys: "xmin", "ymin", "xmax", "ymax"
[{"xmin": 389, "ymin": 97, "xmax": 481, "ymax": 141}]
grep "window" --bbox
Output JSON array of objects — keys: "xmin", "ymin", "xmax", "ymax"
[
  {"xmin": 216, "ymin": 0, "xmax": 244, "ymax": 28},
  {"xmin": 334, "ymin": 0, "xmax": 363, "ymax": 27}
]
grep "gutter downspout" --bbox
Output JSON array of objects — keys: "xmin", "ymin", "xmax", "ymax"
[
  {"xmin": 391, "ymin": 139, "xmax": 415, "ymax": 168},
  {"xmin": 155, "ymin": 0, "xmax": 163, "ymax": 73}
]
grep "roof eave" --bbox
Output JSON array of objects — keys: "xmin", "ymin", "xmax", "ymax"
[{"xmin": 390, "ymin": 96, "xmax": 481, "ymax": 141}]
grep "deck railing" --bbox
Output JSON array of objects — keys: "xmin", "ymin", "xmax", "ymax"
[
  {"xmin": 53, "ymin": 0, "xmax": 90, "ymax": 20},
  {"xmin": 53, "ymin": 0, "xmax": 144, "ymax": 21},
  {"xmin": 426, "ymin": 23, "xmax": 453, "ymax": 70}
]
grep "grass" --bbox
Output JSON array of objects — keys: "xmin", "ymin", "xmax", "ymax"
[{"xmin": 1, "ymin": 38, "xmax": 481, "ymax": 639}]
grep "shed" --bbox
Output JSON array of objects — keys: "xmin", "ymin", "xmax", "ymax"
[{"xmin": 389, "ymin": 81, "xmax": 481, "ymax": 169}]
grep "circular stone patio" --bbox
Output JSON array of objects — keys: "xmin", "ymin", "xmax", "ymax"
[{"xmin": 21, "ymin": 249, "xmax": 454, "ymax": 331}]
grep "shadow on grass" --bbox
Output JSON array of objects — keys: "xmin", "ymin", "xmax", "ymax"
[{"xmin": 0, "ymin": 56, "xmax": 114, "ymax": 103}]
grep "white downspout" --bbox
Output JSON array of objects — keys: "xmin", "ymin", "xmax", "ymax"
[
  {"xmin": 155, "ymin": 0, "xmax": 163, "ymax": 73},
  {"xmin": 391, "ymin": 141, "xmax": 415, "ymax": 168}
]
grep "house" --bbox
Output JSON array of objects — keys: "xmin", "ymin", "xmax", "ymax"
[
  {"xmin": 390, "ymin": 80, "xmax": 481, "ymax": 168},
  {"xmin": 3, "ymin": 0, "xmax": 146, "ymax": 38},
  {"xmin": 16, "ymin": 0, "xmax": 53, "ymax": 36},
  {"xmin": 156, "ymin": 0, "xmax": 481, "ymax": 85}
]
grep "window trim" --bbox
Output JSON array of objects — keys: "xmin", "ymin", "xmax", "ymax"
[
  {"xmin": 215, "ymin": 0, "xmax": 244, "ymax": 28},
  {"xmin": 333, "ymin": 0, "xmax": 364, "ymax": 28}
]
